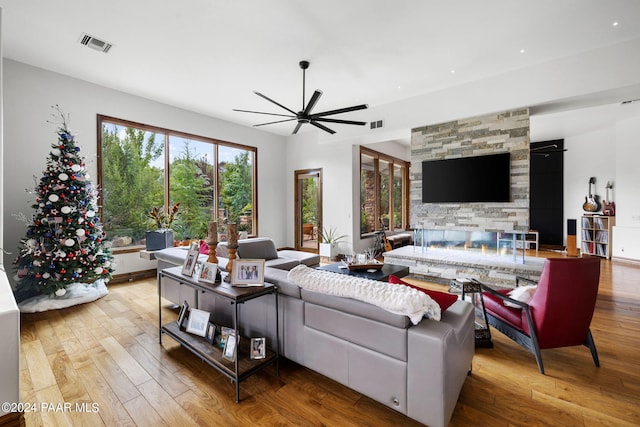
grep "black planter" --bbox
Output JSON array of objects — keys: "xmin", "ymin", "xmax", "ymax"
[{"xmin": 145, "ymin": 229, "xmax": 174, "ymax": 251}]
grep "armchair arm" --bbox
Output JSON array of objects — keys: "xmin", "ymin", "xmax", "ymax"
[{"xmin": 480, "ymin": 284, "xmax": 530, "ymax": 310}]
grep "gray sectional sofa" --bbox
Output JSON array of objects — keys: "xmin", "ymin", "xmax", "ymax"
[{"xmin": 155, "ymin": 238, "xmax": 474, "ymax": 427}]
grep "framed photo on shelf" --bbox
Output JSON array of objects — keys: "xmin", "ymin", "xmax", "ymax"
[
  {"xmin": 222, "ymin": 333, "xmax": 238, "ymax": 361},
  {"xmin": 185, "ymin": 308, "xmax": 210, "ymax": 337},
  {"xmin": 177, "ymin": 300, "xmax": 189, "ymax": 329},
  {"xmin": 219, "ymin": 326, "xmax": 235, "ymax": 349},
  {"xmin": 198, "ymin": 262, "xmax": 218, "ymax": 284},
  {"xmin": 250, "ymin": 337, "xmax": 266, "ymax": 360},
  {"xmin": 181, "ymin": 242, "xmax": 200, "ymax": 277},
  {"xmin": 231, "ymin": 259, "xmax": 265, "ymax": 287},
  {"xmin": 205, "ymin": 322, "xmax": 217, "ymax": 344}
]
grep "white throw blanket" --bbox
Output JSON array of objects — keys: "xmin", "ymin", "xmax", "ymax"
[{"xmin": 287, "ymin": 265, "xmax": 441, "ymax": 324}]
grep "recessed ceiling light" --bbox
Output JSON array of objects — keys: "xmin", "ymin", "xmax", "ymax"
[
  {"xmin": 612, "ymin": 21, "xmax": 619, "ymax": 27},
  {"xmin": 520, "ymin": 49, "xmax": 526, "ymax": 54},
  {"xmin": 450, "ymin": 69, "xmax": 455, "ymax": 74}
]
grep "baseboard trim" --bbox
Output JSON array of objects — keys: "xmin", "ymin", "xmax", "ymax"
[
  {"xmin": 0, "ymin": 411, "xmax": 25, "ymax": 427},
  {"xmin": 109, "ymin": 269, "xmax": 157, "ymax": 284},
  {"xmin": 611, "ymin": 256, "xmax": 640, "ymax": 265}
]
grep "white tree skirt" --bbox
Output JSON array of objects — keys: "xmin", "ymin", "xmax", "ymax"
[{"xmin": 18, "ymin": 280, "xmax": 109, "ymax": 313}]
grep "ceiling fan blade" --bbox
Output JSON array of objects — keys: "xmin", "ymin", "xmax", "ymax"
[
  {"xmin": 254, "ymin": 91, "xmax": 297, "ymax": 115},
  {"xmin": 233, "ymin": 109, "xmax": 295, "ymax": 118},
  {"xmin": 310, "ymin": 120, "xmax": 336, "ymax": 134},
  {"xmin": 303, "ymin": 90, "xmax": 323, "ymax": 115},
  {"xmin": 313, "ymin": 117, "xmax": 367, "ymax": 126},
  {"xmin": 254, "ymin": 118, "xmax": 297, "ymax": 127},
  {"xmin": 292, "ymin": 122, "xmax": 304, "ymax": 135},
  {"xmin": 313, "ymin": 104, "xmax": 368, "ymax": 118}
]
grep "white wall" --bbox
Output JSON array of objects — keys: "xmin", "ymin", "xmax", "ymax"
[
  {"xmin": 284, "ymin": 131, "xmax": 356, "ymax": 254},
  {"xmin": 564, "ymin": 127, "xmax": 617, "ymax": 245},
  {"xmin": 562, "ymin": 102, "xmax": 640, "ymax": 260},
  {"xmin": 2, "ymin": 59, "xmax": 288, "ymax": 282},
  {"xmin": 612, "ymin": 109, "xmax": 640, "ymax": 260}
]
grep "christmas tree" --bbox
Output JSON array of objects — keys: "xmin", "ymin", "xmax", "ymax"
[{"xmin": 13, "ymin": 108, "xmax": 114, "ymax": 302}]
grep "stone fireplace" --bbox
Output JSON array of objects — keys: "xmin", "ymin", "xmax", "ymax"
[{"xmin": 410, "ymin": 108, "xmax": 530, "ymax": 234}]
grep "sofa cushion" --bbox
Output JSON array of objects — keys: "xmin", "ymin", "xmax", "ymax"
[
  {"xmin": 265, "ymin": 258, "xmax": 301, "ymax": 270},
  {"xmin": 277, "ymin": 250, "xmax": 320, "ymax": 267},
  {"xmin": 238, "ymin": 237, "xmax": 279, "ymax": 260},
  {"xmin": 155, "ymin": 246, "xmax": 208, "ymax": 266},
  {"xmin": 263, "ymin": 267, "xmax": 301, "ymax": 298},
  {"xmin": 389, "ymin": 275, "xmax": 458, "ymax": 312},
  {"xmin": 301, "ymin": 289, "xmax": 411, "ymax": 329},
  {"xmin": 289, "ymin": 265, "xmax": 440, "ymax": 324}
]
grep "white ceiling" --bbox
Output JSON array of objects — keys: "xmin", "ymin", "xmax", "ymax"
[{"xmin": 1, "ymin": 0, "xmax": 640, "ymax": 140}]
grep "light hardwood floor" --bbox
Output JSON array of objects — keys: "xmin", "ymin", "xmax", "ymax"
[{"xmin": 17, "ymin": 252, "xmax": 640, "ymax": 426}]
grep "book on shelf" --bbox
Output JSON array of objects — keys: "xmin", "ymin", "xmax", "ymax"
[
  {"xmin": 594, "ymin": 216, "xmax": 605, "ymax": 229},
  {"xmin": 595, "ymin": 231, "xmax": 609, "ymax": 243}
]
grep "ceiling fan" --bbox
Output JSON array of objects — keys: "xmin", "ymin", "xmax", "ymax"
[{"xmin": 234, "ymin": 60, "xmax": 368, "ymax": 135}]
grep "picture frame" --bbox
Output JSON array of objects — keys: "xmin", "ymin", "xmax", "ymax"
[
  {"xmin": 185, "ymin": 308, "xmax": 210, "ymax": 337},
  {"xmin": 219, "ymin": 326, "xmax": 235, "ymax": 349},
  {"xmin": 205, "ymin": 321, "xmax": 217, "ymax": 344},
  {"xmin": 198, "ymin": 261, "xmax": 218, "ymax": 284},
  {"xmin": 222, "ymin": 333, "xmax": 238, "ymax": 361},
  {"xmin": 250, "ymin": 337, "xmax": 266, "ymax": 360},
  {"xmin": 231, "ymin": 259, "xmax": 265, "ymax": 287},
  {"xmin": 177, "ymin": 300, "xmax": 189, "ymax": 329},
  {"xmin": 181, "ymin": 242, "xmax": 200, "ymax": 276}
]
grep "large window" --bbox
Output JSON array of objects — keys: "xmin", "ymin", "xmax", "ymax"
[
  {"xmin": 98, "ymin": 116, "xmax": 257, "ymax": 248},
  {"xmin": 360, "ymin": 147, "xmax": 409, "ymax": 236}
]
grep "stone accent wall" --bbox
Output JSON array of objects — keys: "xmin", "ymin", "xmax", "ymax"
[{"xmin": 411, "ymin": 108, "xmax": 530, "ymax": 233}]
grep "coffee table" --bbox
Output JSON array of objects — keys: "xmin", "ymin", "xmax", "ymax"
[{"xmin": 317, "ymin": 262, "xmax": 409, "ymax": 282}]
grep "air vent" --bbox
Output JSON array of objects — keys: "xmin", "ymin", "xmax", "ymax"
[
  {"xmin": 370, "ymin": 120, "xmax": 384, "ymax": 129},
  {"xmin": 79, "ymin": 33, "xmax": 113, "ymax": 53}
]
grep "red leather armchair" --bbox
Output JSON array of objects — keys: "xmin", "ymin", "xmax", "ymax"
[{"xmin": 481, "ymin": 257, "xmax": 601, "ymax": 374}]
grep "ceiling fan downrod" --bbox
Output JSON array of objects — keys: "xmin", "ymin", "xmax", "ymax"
[{"xmin": 300, "ymin": 60, "xmax": 309, "ymax": 111}]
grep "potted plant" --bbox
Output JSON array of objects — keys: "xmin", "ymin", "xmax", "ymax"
[
  {"xmin": 146, "ymin": 202, "xmax": 180, "ymax": 250},
  {"xmin": 319, "ymin": 226, "xmax": 347, "ymax": 260},
  {"xmin": 238, "ymin": 223, "xmax": 250, "ymax": 240}
]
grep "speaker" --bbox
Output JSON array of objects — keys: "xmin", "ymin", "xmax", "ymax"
[{"xmin": 567, "ymin": 219, "xmax": 578, "ymax": 257}]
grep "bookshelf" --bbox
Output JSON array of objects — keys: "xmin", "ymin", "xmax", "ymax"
[{"xmin": 581, "ymin": 215, "xmax": 614, "ymax": 259}]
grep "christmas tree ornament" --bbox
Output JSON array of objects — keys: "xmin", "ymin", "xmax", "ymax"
[
  {"xmin": 48, "ymin": 194, "xmax": 59, "ymax": 202},
  {"xmin": 55, "ymin": 288, "xmax": 66, "ymax": 297}
]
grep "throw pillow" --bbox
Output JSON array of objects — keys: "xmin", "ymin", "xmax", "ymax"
[
  {"xmin": 504, "ymin": 285, "xmax": 537, "ymax": 309},
  {"xmin": 199, "ymin": 240, "xmax": 209, "ymax": 255},
  {"xmin": 389, "ymin": 275, "xmax": 458, "ymax": 312}
]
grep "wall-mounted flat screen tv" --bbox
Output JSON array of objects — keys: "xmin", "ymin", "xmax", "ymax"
[{"xmin": 422, "ymin": 152, "xmax": 511, "ymax": 203}]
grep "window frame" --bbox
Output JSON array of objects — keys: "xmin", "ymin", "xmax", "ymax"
[
  {"xmin": 97, "ymin": 115, "xmax": 258, "ymax": 250},
  {"xmin": 359, "ymin": 146, "xmax": 409, "ymax": 237}
]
